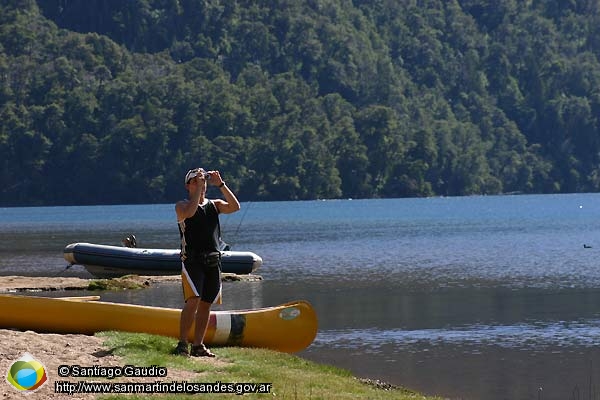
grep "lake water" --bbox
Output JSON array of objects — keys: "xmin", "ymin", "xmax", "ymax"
[{"xmin": 2, "ymin": 194, "xmax": 600, "ymax": 400}]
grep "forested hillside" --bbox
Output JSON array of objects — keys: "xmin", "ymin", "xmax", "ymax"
[{"xmin": 2, "ymin": 0, "xmax": 600, "ymax": 206}]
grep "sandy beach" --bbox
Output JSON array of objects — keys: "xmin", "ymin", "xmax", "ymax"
[
  {"xmin": 0, "ymin": 273, "xmax": 260, "ymax": 293},
  {"xmin": 0, "ymin": 275, "xmax": 241, "ymax": 398},
  {"xmin": 0, "ymin": 328, "xmax": 226, "ymax": 399},
  {"xmin": 1, "ymin": 329, "xmax": 122, "ymax": 399},
  {"xmin": 0, "ymin": 275, "xmax": 179, "ymax": 292}
]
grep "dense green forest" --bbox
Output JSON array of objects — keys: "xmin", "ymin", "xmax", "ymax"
[{"xmin": 2, "ymin": 0, "xmax": 600, "ymax": 206}]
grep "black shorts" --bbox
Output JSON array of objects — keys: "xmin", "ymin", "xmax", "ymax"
[{"xmin": 181, "ymin": 253, "xmax": 222, "ymax": 303}]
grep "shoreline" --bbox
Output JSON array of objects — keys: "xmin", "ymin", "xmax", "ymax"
[
  {"xmin": 0, "ymin": 273, "xmax": 261, "ymax": 293},
  {"xmin": 0, "ymin": 329, "xmax": 416, "ymax": 399},
  {"xmin": 0, "ymin": 274, "xmax": 263, "ymax": 399},
  {"xmin": 0, "ymin": 276, "xmax": 420, "ymax": 399},
  {"xmin": 0, "ymin": 329, "xmax": 211, "ymax": 400}
]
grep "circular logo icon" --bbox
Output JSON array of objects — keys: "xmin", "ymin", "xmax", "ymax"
[{"xmin": 6, "ymin": 353, "xmax": 48, "ymax": 392}]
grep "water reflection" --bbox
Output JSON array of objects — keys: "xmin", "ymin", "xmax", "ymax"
[
  {"xmin": 64, "ymin": 281, "xmax": 265, "ymax": 312},
  {"xmin": 305, "ymin": 342, "xmax": 600, "ymax": 400},
  {"xmin": 315, "ymin": 320, "xmax": 600, "ymax": 351}
]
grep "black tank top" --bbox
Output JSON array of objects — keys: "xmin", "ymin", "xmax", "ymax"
[{"xmin": 178, "ymin": 200, "xmax": 221, "ymax": 261}]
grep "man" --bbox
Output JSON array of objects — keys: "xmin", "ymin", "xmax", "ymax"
[{"xmin": 174, "ymin": 167, "xmax": 240, "ymax": 357}]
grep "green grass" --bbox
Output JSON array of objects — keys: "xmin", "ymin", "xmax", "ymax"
[
  {"xmin": 95, "ymin": 331, "xmax": 442, "ymax": 399},
  {"xmin": 87, "ymin": 275, "xmax": 151, "ymax": 291}
]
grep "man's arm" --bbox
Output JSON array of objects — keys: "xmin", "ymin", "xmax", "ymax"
[
  {"xmin": 176, "ymin": 184, "xmax": 202, "ymax": 221},
  {"xmin": 214, "ymin": 183, "xmax": 241, "ymax": 214},
  {"xmin": 210, "ymin": 171, "xmax": 240, "ymax": 214}
]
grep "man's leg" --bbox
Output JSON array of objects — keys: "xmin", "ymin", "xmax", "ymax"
[
  {"xmin": 178, "ymin": 297, "xmax": 200, "ymax": 347},
  {"xmin": 193, "ymin": 300, "xmax": 211, "ymax": 345},
  {"xmin": 190, "ymin": 300, "xmax": 216, "ymax": 357}
]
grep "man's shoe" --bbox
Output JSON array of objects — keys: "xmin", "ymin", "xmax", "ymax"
[
  {"xmin": 190, "ymin": 343, "xmax": 216, "ymax": 358},
  {"xmin": 173, "ymin": 341, "xmax": 189, "ymax": 356}
]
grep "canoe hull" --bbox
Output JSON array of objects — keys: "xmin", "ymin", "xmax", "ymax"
[
  {"xmin": 0, "ymin": 295, "xmax": 317, "ymax": 353},
  {"xmin": 64, "ymin": 242, "xmax": 262, "ymax": 277}
]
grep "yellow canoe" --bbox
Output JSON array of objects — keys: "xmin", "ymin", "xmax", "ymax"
[{"xmin": 0, "ymin": 294, "xmax": 318, "ymax": 353}]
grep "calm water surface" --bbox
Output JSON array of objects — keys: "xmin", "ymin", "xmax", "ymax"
[{"xmin": 2, "ymin": 194, "xmax": 600, "ymax": 400}]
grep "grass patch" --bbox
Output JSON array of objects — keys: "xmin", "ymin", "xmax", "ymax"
[
  {"xmin": 96, "ymin": 331, "xmax": 441, "ymax": 399},
  {"xmin": 87, "ymin": 276, "xmax": 151, "ymax": 291}
]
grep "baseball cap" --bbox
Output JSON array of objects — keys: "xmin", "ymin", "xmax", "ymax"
[{"xmin": 185, "ymin": 168, "xmax": 206, "ymax": 184}]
